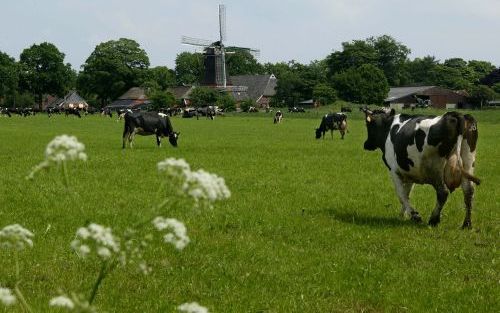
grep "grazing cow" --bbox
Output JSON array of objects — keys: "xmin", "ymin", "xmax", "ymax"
[
  {"xmin": 65, "ymin": 108, "xmax": 81, "ymax": 118},
  {"xmin": 289, "ymin": 106, "xmax": 306, "ymax": 113},
  {"xmin": 0, "ymin": 107, "xmax": 11, "ymax": 117},
  {"xmin": 362, "ymin": 108, "xmax": 480, "ymax": 228},
  {"xmin": 315, "ymin": 113, "xmax": 348, "ymax": 139},
  {"xmin": 122, "ymin": 111, "xmax": 179, "ymax": 149},
  {"xmin": 274, "ymin": 110, "xmax": 283, "ymax": 124}
]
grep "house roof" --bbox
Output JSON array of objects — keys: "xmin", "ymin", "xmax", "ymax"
[
  {"xmin": 47, "ymin": 91, "xmax": 88, "ymax": 108},
  {"xmin": 385, "ymin": 86, "xmax": 435, "ymax": 102},
  {"xmin": 167, "ymin": 86, "xmax": 194, "ymax": 99},
  {"xmin": 118, "ymin": 87, "xmax": 148, "ymax": 100},
  {"xmin": 229, "ymin": 74, "xmax": 277, "ymax": 101}
]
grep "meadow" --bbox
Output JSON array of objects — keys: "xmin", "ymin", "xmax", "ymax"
[{"xmin": 0, "ymin": 107, "xmax": 498, "ymax": 312}]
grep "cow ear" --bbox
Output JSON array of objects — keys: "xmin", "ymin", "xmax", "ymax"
[{"xmin": 390, "ymin": 109, "xmax": 395, "ymax": 116}]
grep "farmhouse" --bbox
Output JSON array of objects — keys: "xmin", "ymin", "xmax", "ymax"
[
  {"xmin": 105, "ymin": 87, "xmax": 151, "ymax": 111},
  {"xmin": 229, "ymin": 74, "xmax": 277, "ymax": 108},
  {"xmin": 46, "ymin": 90, "xmax": 89, "ymax": 110},
  {"xmin": 384, "ymin": 86, "xmax": 468, "ymax": 109}
]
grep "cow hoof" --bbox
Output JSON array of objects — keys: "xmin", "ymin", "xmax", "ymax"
[
  {"xmin": 411, "ymin": 213, "xmax": 422, "ymax": 223},
  {"xmin": 428, "ymin": 216, "xmax": 440, "ymax": 227},
  {"xmin": 461, "ymin": 220, "xmax": 472, "ymax": 230}
]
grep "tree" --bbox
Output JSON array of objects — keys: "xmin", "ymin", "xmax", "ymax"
[
  {"xmin": 491, "ymin": 82, "xmax": 500, "ymax": 95},
  {"xmin": 433, "ymin": 64, "xmax": 470, "ymax": 90},
  {"xmin": 145, "ymin": 66, "xmax": 176, "ymax": 91},
  {"xmin": 271, "ymin": 70, "xmax": 305, "ymax": 107},
  {"xmin": 78, "ymin": 38, "xmax": 150, "ymax": 106},
  {"xmin": 467, "ymin": 60, "xmax": 496, "ymax": 84},
  {"xmin": 148, "ymin": 89, "xmax": 176, "ymax": 111},
  {"xmin": 406, "ymin": 55, "xmax": 439, "ymax": 85},
  {"xmin": 332, "ymin": 64, "xmax": 389, "ymax": 104},
  {"xmin": 226, "ymin": 50, "xmax": 264, "ymax": 75},
  {"xmin": 368, "ymin": 35, "xmax": 411, "ymax": 86},
  {"xmin": 312, "ymin": 83, "xmax": 336, "ymax": 105},
  {"xmin": 216, "ymin": 92, "xmax": 236, "ymax": 111},
  {"xmin": 18, "ymin": 42, "xmax": 74, "ymax": 108},
  {"xmin": 189, "ymin": 86, "xmax": 219, "ymax": 107},
  {"xmin": 239, "ymin": 98, "xmax": 254, "ymax": 112},
  {"xmin": 479, "ymin": 67, "xmax": 500, "ymax": 86},
  {"xmin": 0, "ymin": 51, "xmax": 18, "ymax": 106},
  {"xmin": 468, "ymin": 85, "xmax": 496, "ymax": 108},
  {"xmin": 175, "ymin": 52, "xmax": 203, "ymax": 85}
]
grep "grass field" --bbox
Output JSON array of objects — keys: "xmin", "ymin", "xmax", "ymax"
[{"xmin": 0, "ymin": 107, "xmax": 499, "ymax": 312}]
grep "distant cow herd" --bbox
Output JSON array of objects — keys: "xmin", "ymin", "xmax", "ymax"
[{"xmin": 2, "ymin": 103, "xmax": 481, "ymax": 228}]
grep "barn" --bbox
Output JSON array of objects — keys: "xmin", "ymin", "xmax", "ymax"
[
  {"xmin": 385, "ymin": 86, "xmax": 468, "ymax": 109},
  {"xmin": 105, "ymin": 87, "xmax": 151, "ymax": 111},
  {"xmin": 229, "ymin": 74, "xmax": 277, "ymax": 108},
  {"xmin": 46, "ymin": 91, "xmax": 89, "ymax": 110}
]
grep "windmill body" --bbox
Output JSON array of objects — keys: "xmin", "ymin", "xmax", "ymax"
[{"xmin": 182, "ymin": 4, "xmax": 259, "ymax": 88}]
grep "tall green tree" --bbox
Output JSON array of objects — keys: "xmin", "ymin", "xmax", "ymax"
[
  {"xmin": 313, "ymin": 83, "xmax": 336, "ymax": 105},
  {"xmin": 18, "ymin": 42, "xmax": 74, "ymax": 107},
  {"xmin": 467, "ymin": 60, "xmax": 496, "ymax": 83},
  {"xmin": 406, "ymin": 55, "xmax": 439, "ymax": 85},
  {"xmin": 468, "ymin": 85, "xmax": 496, "ymax": 108},
  {"xmin": 332, "ymin": 64, "xmax": 389, "ymax": 104},
  {"xmin": 148, "ymin": 89, "xmax": 176, "ymax": 110},
  {"xmin": 175, "ymin": 52, "xmax": 203, "ymax": 85},
  {"xmin": 326, "ymin": 40, "xmax": 377, "ymax": 80},
  {"xmin": 0, "ymin": 51, "xmax": 18, "ymax": 106},
  {"xmin": 368, "ymin": 35, "xmax": 411, "ymax": 86},
  {"xmin": 145, "ymin": 66, "xmax": 176, "ymax": 90},
  {"xmin": 78, "ymin": 38, "xmax": 149, "ymax": 106},
  {"xmin": 226, "ymin": 49, "xmax": 264, "ymax": 75},
  {"xmin": 189, "ymin": 86, "xmax": 219, "ymax": 107}
]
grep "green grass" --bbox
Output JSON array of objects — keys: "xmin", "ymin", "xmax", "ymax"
[{"xmin": 0, "ymin": 108, "xmax": 498, "ymax": 312}]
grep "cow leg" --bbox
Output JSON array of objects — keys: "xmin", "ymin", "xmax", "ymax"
[
  {"xmin": 461, "ymin": 179, "xmax": 474, "ymax": 229},
  {"xmin": 392, "ymin": 174, "xmax": 422, "ymax": 222},
  {"xmin": 122, "ymin": 129, "xmax": 130, "ymax": 149},
  {"xmin": 156, "ymin": 134, "xmax": 162, "ymax": 147},
  {"xmin": 429, "ymin": 183, "xmax": 449, "ymax": 226},
  {"xmin": 340, "ymin": 129, "xmax": 345, "ymax": 140}
]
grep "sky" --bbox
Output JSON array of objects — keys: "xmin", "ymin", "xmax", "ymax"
[{"xmin": 1, "ymin": 0, "xmax": 499, "ymax": 70}]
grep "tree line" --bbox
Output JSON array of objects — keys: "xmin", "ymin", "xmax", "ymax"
[{"xmin": 1, "ymin": 35, "xmax": 499, "ymax": 109}]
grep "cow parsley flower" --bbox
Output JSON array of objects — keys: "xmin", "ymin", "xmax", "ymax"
[
  {"xmin": 157, "ymin": 158, "xmax": 231, "ymax": 206},
  {"xmin": 0, "ymin": 287, "xmax": 16, "ymax": 306},
  {"xmin": 183, "ymin": 169, "xmax": 231, "ymax": 204},
  {"xmin": 0, "ymin": 224, "xmax": 34, "ymax": 250},
  {"xmin": 26, "ymin": 134, "xmax": 87, "ymax": 180},
  {"xmin": 71, "ymin": 223, "xmax": 120, "ymax": 261},
  {"xmin": 178, "ymin": 302, "xmax": 209, "ymax": 313},
  {"xmin": 152, "ymin": 217, "xmax": 190, "ymax": 250},
  {"xmin": 49, "ymin": 295, "xmax": 74, "ymax": 309}
]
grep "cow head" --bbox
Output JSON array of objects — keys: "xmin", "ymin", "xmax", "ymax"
[
  {"xmin": 315, "ymin": 128, "xmax": 322, "ymax": 139},
  {"xmin": 362, "ymin": 108, "xmax": 395, "ymax": 151},
  {"xmin": 168, "ymin": 132, "xmax": 180, "ymax": 147}
]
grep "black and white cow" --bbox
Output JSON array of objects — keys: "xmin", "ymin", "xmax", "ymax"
[
  {"xmin": 273, "ymin": 110, "xmax": 283, "ymax": 124},
  {"xmin": 122, "ymin": 111, "xmax": 179, "ymax": 149},
  {"xmin": 362, "ymin": 108, "xmax": 480, "ymax": 228},
  {"xmin": 0, "ymin": 107, "xmax": 11, "ymax": 117},
  {"xmin": 315, "ymin": 113, "xmax": 347, "ymax": 139}
]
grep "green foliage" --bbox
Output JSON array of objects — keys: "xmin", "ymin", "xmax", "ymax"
[
  {"xmin": 226, "ymin": 50, "xmax": 264, "ymax": 75},
  {"xmin": 333, "ymin": 64, "xmax": 389, "ymax": 104},
  {"xmin": 406, "ymin": 55, "xmax": 439, "ymax": 85},
  {"xmin": 312, "ymin": 83, "xmax": 336, "ymax": 105},
  {"xmin": 78, "ymin": 38, "xmax": 150, "ymax": 106},
  {"xmin": 491, "ymin": 82, "xmax": 500, "ymax": 95},
  {"xmin": 148, "ymin": 89, "xmax": 176, "ymax": 110},
  {"xmin": 145, "ymin": 66, "xmax": 176, "ymax": 91},
  {"xmin": 239, "ymin": 98, "xmax": 254, "ymax": 112},
  {"xmin": 18, "ymin": 42, "xmax": 74, "ymax": 106},
  {"xmin": 189, "ymin": 86, "xmax": 219, "ymax": 107},
  {"xmin": 0, "ymin": 51, "xmax": 19, "ymax": 104},
  {"xmin": 468, "ymin": 85, "xmax": 496, "ymax": 107},
  {"xmin": 433, "ymin": 64, "xmax": 471, "ymax": 90},
  {"xmin": 4, "ymin": 91, "xmax": 35, "ymax": 108},
  {"xmin": 216, "ymin": 92, "xmax": 236, "ymax": 111},
  {"xmin": 480, "ymin": 67, "xmax": 500, "ymax": 86},
  {"xmin": 175, "ymin": 52, "xmax": 203, "ymax": 85}
]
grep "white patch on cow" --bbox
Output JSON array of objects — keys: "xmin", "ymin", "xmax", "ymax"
[{"xmin": 158, "ymin": 112, "xmax": 167, "ymax": 118}]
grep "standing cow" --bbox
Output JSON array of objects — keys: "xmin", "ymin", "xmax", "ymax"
[
  {"xmin": 362, "ymin": 108, "xmax": 480, "ymax": 228},
  {"xmin": 315, "ymin": 113, "xmax": 347, "ymax": 139},
  {"xmin": 274, "ymin": 110, "xmax": 283, "ymax": 124},
  {"xmin": 122, "ymin": 112, "xmax": 179, "ymax": 148}
]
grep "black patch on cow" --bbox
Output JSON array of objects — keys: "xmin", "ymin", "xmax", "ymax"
[
  {"xmin": 463, "ymin": 114, "xmax": 478, "ymax": 152},
  {"xmin": 415, "ymin": 129, "xmax": 426, "ymax": 152},
  {"xmin": 427, "ymin": 112, "xmax": 464, "ymax": 158}
]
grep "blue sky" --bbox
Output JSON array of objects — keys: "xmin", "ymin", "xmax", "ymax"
[{"xmin": 1, "ymin": 0, "xmax": 499, "ymax": 70}]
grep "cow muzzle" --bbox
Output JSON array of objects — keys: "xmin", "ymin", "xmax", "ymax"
[{"xmin": 363, "ymin": 140, "xmax": 377, "ymax": 151}]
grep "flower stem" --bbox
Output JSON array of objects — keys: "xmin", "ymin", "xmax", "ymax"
[
  {"xmin": 14, "ymin": 285, "xmax": 33, "ymax": 313},
  {"xmin": 88, "ymin": 262, "xmax": 107, "ymax": 305},
  {"xmin": 62, "ymin": 160, "xmax": 70, "ymax": 188}
]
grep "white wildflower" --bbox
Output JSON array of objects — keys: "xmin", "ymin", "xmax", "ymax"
[
  {"xmin": 183, "ymin": 169, "xmax": 231, "ymax": 203},
  {"xmin": 157, "ymin": 158, "xmax": 231, "ymax": 205},
  {"xmin": 0, "ymin": 287, "xmax": 16, "ymax": 306},
  {"xmin": 71, "ymin": 223, "xmax": 120, "ymax": 261},
  {"xmin": 49, "ymin": 295, "xmax": 74, "ymax": 309},
  {"xmin": 0, "ymin": 224, "xmax": 34, "ymax": 250},
  {"xmin": 27, "ymin": 135, "xmax": 87, "ymax": 179},
  {"xmin": 153, "ymin": 217, "xmax": 190, "ymax": 250},
  {"xmin": 178, "ymin": 302, "xmax": 209, "ymax": 313}
]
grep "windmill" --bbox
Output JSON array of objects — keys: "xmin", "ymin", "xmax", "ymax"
[{"xmin": 182, "ymin": 4, "xmax": 260, "ymax": 88}]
